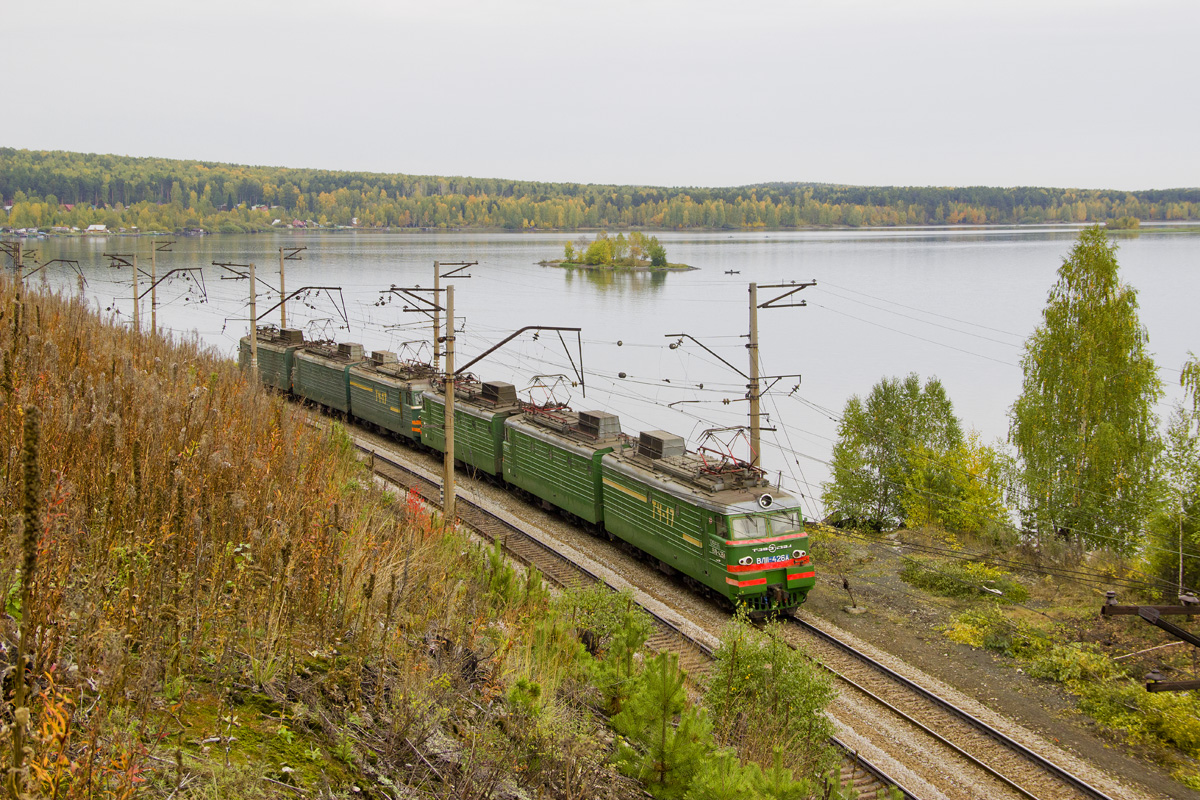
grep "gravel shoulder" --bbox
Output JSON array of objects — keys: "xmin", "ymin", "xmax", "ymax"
[{"xmin": 804, "ymin": 534, "xmax": 1198, "ymax": 800}]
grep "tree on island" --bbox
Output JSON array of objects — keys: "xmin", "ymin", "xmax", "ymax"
[{"xmin": 566, "ymin": 231, "xmax": 669, "ymax": 267}]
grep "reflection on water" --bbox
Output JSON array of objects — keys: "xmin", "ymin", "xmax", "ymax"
[
  {"xmin": 562, "ymin": 266, "xmax": 670, "ymax": 293},
  {"xmin": 15, "ymin": 227, "xmax": 1200, "ymax": 514}
]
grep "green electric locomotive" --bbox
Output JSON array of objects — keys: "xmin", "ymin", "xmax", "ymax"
[
  {"xmin": 238, "ymin": 327, "xmax": 306, "ymax": 392},
  {"xmin": 292, "ymin": 341, "xmax": 366, "ymax": 414},
  {"xmin": 502, "ymin": 406, "xmax": 627, "ymax": 526},
  {"xmin": 238, "ymin": 332, "xmax": 814, "ymax": 615},
  {"xmin": 599, "ymin": 431, "xmax": 812, "ymax": 614},
  {"xmin": 348, "ymin": 351, "xmax": 436, "ymax": 443},
  {"xmin": 421, "ymin": 379, "xmax": 522, "ymax": 477}
]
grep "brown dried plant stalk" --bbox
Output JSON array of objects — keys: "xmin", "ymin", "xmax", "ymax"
[{"xmin": 10, "ymin": 404, "xmax": 41, "ymax": 799}]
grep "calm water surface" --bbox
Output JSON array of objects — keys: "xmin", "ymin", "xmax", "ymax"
[{"xmin": 26, "ymin": 226, "xmax": 1200, "ymax": 518}]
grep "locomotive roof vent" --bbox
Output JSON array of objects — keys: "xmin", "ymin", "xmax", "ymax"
[
  {"xmin": 371, "ymin": 350, "xmax": 398, "ymax": 366},
  {"xmin": 579, "ymin": 411, "xmax": 621, "ymax": 439},
  {"xmin": 337, "ymin": 342, "xmax": 365, "ymax": 361},
  {"xmin": 482, "ymin": 381, "xmax": 518, "ymax": 405},
  {"xmin": 280, "ymin": 328, "xmax": 304, "ymax": 344},
  {"xmin": 638, "ymin": 430, "xmax": 685, "ymax": 460}
]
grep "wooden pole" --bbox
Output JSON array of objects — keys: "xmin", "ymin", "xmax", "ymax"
[
  {"xmin": 279, "ymin": 247, "xmax": 287, "ymax": 329},
  {"xmin": 748, "ymin": 282, "xmax": 760, "ymax": 468},
  {"xmin": 150, "ymin": 246, "xmax": 157, "ymax": 336},
  {"xmin": 249, "ymin": 262, "xmax": 258, "ymax": 377},
  {"xmin": 433, "ymin": 261, "xmax": 441, "ymax": 364},
  {"xmin": 132, "ymin": 254, "xmax": 140, "ymax": 332},
  {"xmin": 443, "ymin": 283, "xmax": 455, "ymax": 524}
]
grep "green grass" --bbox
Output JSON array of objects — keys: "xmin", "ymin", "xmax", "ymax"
[{"xmin": 943, "ymin": 605, "xmax": 1200, "ymax": 785}]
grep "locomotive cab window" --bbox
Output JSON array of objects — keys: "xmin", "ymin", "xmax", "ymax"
[
  {"xmin": 729, "ymin": 516, "xmax": 768, "ymax": 540},
  {"xmin": 766, "ymin": 510, "xmax": 802, "ymax": 535}
]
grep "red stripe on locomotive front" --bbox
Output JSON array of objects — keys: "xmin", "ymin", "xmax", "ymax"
[{"xmin": 724, "ymin": 576, "xmax": 769, "ymax": 587}]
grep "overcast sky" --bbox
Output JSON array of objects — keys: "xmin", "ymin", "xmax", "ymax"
[{"xmin": 10, "ymin": 0, "xmax": 1197, "ymax": 190}]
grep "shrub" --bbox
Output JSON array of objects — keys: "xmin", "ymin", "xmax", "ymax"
[
  {"xmin": 705, "ymin": 609, "xmax": 836, "ymax": 779},
  {"xmin": 900, "ymin": 559, "xmax": 1029, "ymax": 603},
  {"xmin": 648, "ymin": 237, "xmax": 668, "ymax": 267},
  {"xmin": 1027, "ymin": 642, "xmax": 1125, "ymax": 685},
  {"xmin": 942, "ymin": 607, "xmax": 1034, "ymax": 657}
]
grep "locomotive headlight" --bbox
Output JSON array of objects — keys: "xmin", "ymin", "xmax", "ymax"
[
  {"xmin": 792, "ymin": 549, "xmax": 806, "ymax": 559},
  {"xmin": 737, "ymin": 556, "xmax": 753, "ymax": 566}
]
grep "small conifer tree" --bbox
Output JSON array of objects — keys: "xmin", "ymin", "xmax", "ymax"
[
  {"xmin": 683, "ymin": 749, "xmax": 756, "ymax": 800},
  {"xmin": 614, "ymin": 652, "xmax": 712, "ymax": 798},
  {"xmin": 754, "ymin": 746, "xmax": 811, "ymax": 800},
  {"xmin": 592, "ymin": 605, "xmax": 652, "ymax": 713},
  {"xmin": 706, "ymin": 609, "xmax": 836, "ymax": 777}
]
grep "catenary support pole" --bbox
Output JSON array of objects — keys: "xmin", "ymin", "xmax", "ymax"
[
  {"xmin": 443, "ymin": 283, "xmax": 455, "ymax": 524},
  {"xmin": 279, "ymin": 247, "xmax": 287, "ymax": 329},
  {"xmin": 433, "ymin": 261, "xmax": 441, "ymax": 362},
  {"xmin": 150, "ymin": 246, "xmax": 157, "ymax": 335},
  {"xmin": 249, "ymin": 262, "xmax": 258, "ymax": 377},
  {"xmin": 748, "ymin": 282, "xmax": 761, "ymax": 468},
  {"xmin": 132, "ymin": 255, "xmax": 140, "ymax": 332}
]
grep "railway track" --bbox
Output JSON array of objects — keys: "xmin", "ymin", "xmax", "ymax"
[
  {"xmin": 355, "ymin": 432, "xmax": 1122, "ymax": 800},
  {"xmin": 783, "ymin": 618, "xmax": 1119, "ymax": 800},
  {"xmin": 362, "ymin": 440, "xmax": 907, "ymax": 799}
]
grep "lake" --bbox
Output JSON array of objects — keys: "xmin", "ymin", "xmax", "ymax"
[{"xmin": 22, "ymin": 225, "xmax": 1200, "ymax": 519}]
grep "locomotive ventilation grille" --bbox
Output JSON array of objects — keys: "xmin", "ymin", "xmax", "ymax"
[
  {"xmin": 482, "ymin": 381, "xmax": 518, "ymax": 405},
  {"xmin": 637, "ymin": 430, "xmax": 686, "ymax": 460}
]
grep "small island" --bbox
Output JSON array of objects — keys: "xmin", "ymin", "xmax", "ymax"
[{"xmin": 540, "ymin": 231, "xmax": 696, "ymax": 271}]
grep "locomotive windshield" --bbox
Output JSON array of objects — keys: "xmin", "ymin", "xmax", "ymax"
[
  {"xmin": 729, "ymin": 516, "xmax": 768, "ymax": 540},
  {"xmin": 766, "ymin": 509, "xmax": 802, "ymax": 533},
  {"xmin": 728, "ymin": 508, "xmax": 803, "ymax": 540}
]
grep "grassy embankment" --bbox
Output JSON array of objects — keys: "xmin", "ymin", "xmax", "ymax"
[
  {"xmin": 0, "ymin": 277, "xmax": 847, "ymax": 799},
  {"xmin": 0, "ymin": 277, "xmax": 647, "ymax": 798},
  {"xmin": 814, "ymin": 523, "xmax": 1200, "ymax": 789}
]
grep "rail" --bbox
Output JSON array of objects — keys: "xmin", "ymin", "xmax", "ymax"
[
  {"xmin": 789, "ymin": 618, "xmax": 1117, "ymax": 800},
  {"xmin": 356, "ymin": 438, "xmax": 912, "ymax": 799}
]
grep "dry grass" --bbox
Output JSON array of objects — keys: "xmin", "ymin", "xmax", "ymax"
[{"xmin": 0, "ymin": 277, "xmax": 637, "ymax": 799}]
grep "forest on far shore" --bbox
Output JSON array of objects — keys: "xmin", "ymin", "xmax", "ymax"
[{"xmin": 3, "ymin": 147, "xmax": 1199, "ymax": 233}]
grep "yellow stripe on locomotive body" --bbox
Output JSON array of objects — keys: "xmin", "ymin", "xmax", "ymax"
[{"xmin": 601, "ymin": 476, "xmax": 648, "ymax": 503}]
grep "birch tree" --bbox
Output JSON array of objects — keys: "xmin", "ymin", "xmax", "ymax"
[
  {"xmin": 823, "ymin": 373, "xmax": 962, "ymax": 529},
  {"xmin": 1009, "ymin": 226, "xmax": 1161, "ymax": 552},
  {"xmin": 1147, "ymin": 354, "xmax": 1200, "ymax": 593}
]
